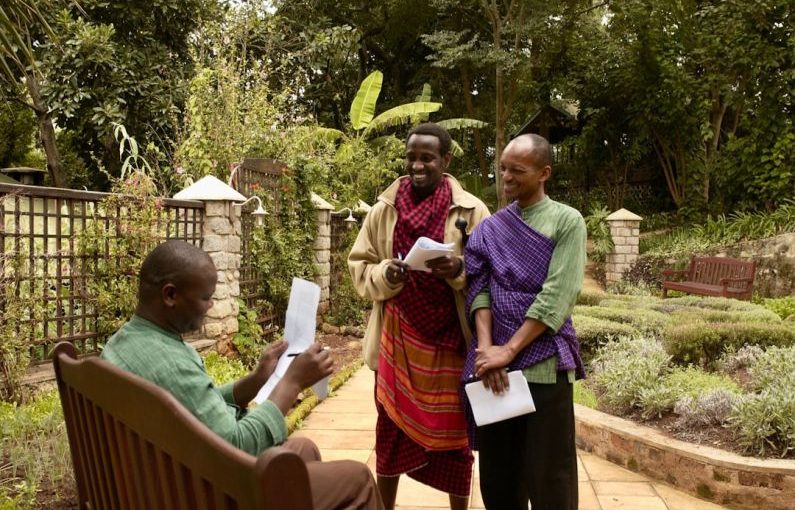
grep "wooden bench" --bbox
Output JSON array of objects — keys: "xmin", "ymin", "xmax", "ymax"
[
  {"xmin": 52, "ymin": 342, "xmax": 313, "ymax": 510},
  {"xmin": 661, "ymin": 256, "xmax": 756, "ymax": 300}
]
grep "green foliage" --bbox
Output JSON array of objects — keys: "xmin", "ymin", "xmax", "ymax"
[
  {"xmin": 349, "ymin": 70, "xmax": 383, "ymax": 130},
  {"xmin": 0, "ymin": 391, "xmax": 72, "ymax": 508},
  {"xmin": 0, "ymin": 251, "xmax": 44, "ymax": 402},
  {"xmin": 584, "ymin": 204, "xmax": 614, "ymax": 264},
  {"xmin": 247, "ymin": 167, "xmax": 318, "ymax": 314},
  {"xmin": 77, "ymin": 173, "xmax": 164, "ymax": 339},
  {"xmin": 729, "ymin": 348, "xmax": 795, "ymax": 456},
  {"xmin": 641, "ymin": 200, "xmax": 795, "ymax": 257},
  {"xmin": 38, "ymin": 0, "xmax": 220, "ymax": 185},
  {"xmin": 746, "ymin": 346, "xmax": 795, "ymax": 393},
  {"xmin": 640, "ymin": 212, "xmax": 678, "ymax": 233},
  {"xmin": 758, "ymin": 296, "xmax": 795, "ymax": 320},
  {"xmin": 730, "ymin": 348, "xmax": 795, "ymax": 457},
  {"xmin": 573, "ymin": 380, "xmax": 597, "ymax": 409},
  {"xmin": 659, "ymin": 295, "xmax": 764, "ymax": 312},
  {"xmin": 572, "ymin": 315, "xmax": 639, "ymax": 359},
  {"xmin": 671, "ymin": 308, "xmax": 782, "ymax": 325},
  {"xmin": 576, "ymin": 288, "xmax": 608, "ymax": 306},
  {"xmin": 665, "ymin": 367, "xmax": 741, "ymax": 399},
  {"xmin": 203, "ymin": 352, "xmax": 247, "ymax": 387},
  {"xmin": 574, "ymin": 305, "xmax": 670, "ymax": 334},
  {"xmin": 663, "ymin": 321, "xmax": 795, "ymax": 366},
  {"xmin": 590, "ymin": 336, "xmax": 671, "ymax": 415},
  {"xmin": 326, "ymin": 226, "xmax": 369, "ymax": 327},
  {"xmin": 674, "ymin": 389, "xmax": 740, "ymax": 430},
  {"xmin": 620, "ymin": 255, "xmax": 669, "ymax": 291},
  {"xmin": 0, "ymin": 101, "xmax": 36, "ymax": 169},
  {"xmin": 232, "ymin": 300, "xmax": 266, "ymax": 367}
]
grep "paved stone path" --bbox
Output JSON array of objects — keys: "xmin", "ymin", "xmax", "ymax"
[{"xmin": 292, "ymin": 367, "xmax": 728, "ymax": 510}]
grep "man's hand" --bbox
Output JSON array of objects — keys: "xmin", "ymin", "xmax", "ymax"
[
  {"xmin": 481, "ymin": 368, "xmax": 510, "ymax": 395},
  {"xmin": 385, "ymin": 258, "xmax": 409, "ymax": 285},
  {"xmin": 425, "ymin": 255, "xmax": 462, "ymax": 279},
  {"xmin": 255, "ymin": 340, "xmax": 288, "ymax": 381},
  {"xmin": 474, "ymin": 344, "xmax": 515, "ymax": 377},
  {"xmin": 284, "ymin": 343, "xmax": 334, "ymax": 389}
]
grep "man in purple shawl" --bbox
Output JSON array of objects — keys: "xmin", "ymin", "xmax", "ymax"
[{"xmin": 463, "ymin": 134, "xmax": 586, "ymax": 510}]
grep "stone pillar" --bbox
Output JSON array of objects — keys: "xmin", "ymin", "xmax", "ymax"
[
  {"xmin": 605, "ymin": 208, "xmax": 642, "ymax": 285},
  {"xmin": 200, "ymin": 200, "xmax": 242, "ymax": 341},
  {"xmin": 311, "ymin": 193, "xmax": 333, "ymax": 314}
]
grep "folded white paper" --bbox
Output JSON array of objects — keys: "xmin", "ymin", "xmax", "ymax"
[
  {"xmin": 464, "ymin": 371, "xmax": 536, "ymax": 426},
  {"xmin": 254, "ymin": 278, "xmax": 320, "ymax": 405},
  {"xmin": 403, "ymin": 236, "xmax": 454, "ymax": 272}
]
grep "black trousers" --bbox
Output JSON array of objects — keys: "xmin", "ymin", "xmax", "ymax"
[{"xmin": 477, "ymin": 372, "xmax": 578, "ymax": 510}]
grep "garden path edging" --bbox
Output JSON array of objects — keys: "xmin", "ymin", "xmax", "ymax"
[{"xmin": 574, "ymin": 404, "xmax": 795, "ymax": 510}]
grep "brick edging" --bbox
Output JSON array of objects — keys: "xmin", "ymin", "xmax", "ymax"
[{"xmin": 574, "ymin": 404, "xmax": 795, "ymax": 509}]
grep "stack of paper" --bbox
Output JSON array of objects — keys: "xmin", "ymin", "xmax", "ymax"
[
  {"xmin": 403, "ymin": 236, "xmax": 454, "ymax": 272},
  {"xmin": 464, "ymin": 371, "xmax": 536, "ymax": 426},
  {"xmin": 254, "ymin": 278, "xmax": 322, "ymax": 404}
]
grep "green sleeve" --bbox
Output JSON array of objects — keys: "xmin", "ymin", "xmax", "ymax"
[
  {"xmin": 525, "ymin": 214, "xmax": 586, "ymax": 332},
  {"xmin": 470, "ymin": 291, "xmax": 491, "ymax": 318},
  {"xmin": 164, "ymin": 356, "xmax": 288, "ymax": 456}
]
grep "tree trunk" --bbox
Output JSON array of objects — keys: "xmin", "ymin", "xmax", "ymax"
[
  {"xmin": 460, "ymin": 66, "xmax": 489, "ymax": 186},
  {"xmin": 26, "ymin": 72, "xmax": 66, "ymax": 187},
  {"xmin": 489, "ymin": 3, "xmax": 506, "ymax": 208}
]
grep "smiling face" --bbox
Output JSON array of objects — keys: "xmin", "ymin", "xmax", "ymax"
[
  {"xmin": 500, "ymin": 137, "xmax": 551, "ymax": 207},
  {"xmin": 404, "ymin": 134, "xmax": 451, "ymax": 197}
]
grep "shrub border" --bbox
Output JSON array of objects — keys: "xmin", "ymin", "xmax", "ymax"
[{"xmin": 575, "ymin": 404, "xmax": 795, "ymax": 510}]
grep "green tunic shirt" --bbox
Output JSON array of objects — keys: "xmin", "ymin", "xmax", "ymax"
[
  {"xmin": 470, "ymin": 196, "xmax": 586, "ymax": 383},
  {"xmin": 101, "ymin": 315, "xmax": 287, "ymax": 455}
]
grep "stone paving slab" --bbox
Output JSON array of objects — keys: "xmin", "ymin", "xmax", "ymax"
[{"xmin": 292, "ymin": 366, "xmax": 729, "ymax": 509}]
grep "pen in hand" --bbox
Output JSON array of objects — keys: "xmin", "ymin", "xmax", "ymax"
[
  {"xmin": 398, "ymin": 253, "xmax": 406, "ymax": 274},
  {"xmin": 287, "ymin": 346, "xmax": 330, "ymax": 357}
]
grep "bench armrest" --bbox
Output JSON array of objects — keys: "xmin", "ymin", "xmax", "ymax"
[{"xmin": 719, "ymin": 277, "xmax": 753, "ymax": 287}]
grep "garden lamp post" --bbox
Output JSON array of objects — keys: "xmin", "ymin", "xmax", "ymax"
[
  {"xmin": 173, "ymin": 175, "xmax": 266, "ymax": 226},
  {"xmin": 332, "ymin": 207, "xmax": 358, "ymax": 225}
]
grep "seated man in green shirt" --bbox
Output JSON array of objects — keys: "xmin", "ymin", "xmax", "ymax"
[{"xmin": 102, "ymin": 240, "xmax": 382, "ymax": 510}]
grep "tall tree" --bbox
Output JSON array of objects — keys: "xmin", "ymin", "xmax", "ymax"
[
  {"xmin": 39, "ymin": 0, "xmax": 219, "ymax": 188},
  {"xmin": 1, "ymin": 0, "xmax": 67, "ymax": 186}
]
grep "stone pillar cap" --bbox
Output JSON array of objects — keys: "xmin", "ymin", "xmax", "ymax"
[
  {"xmin": 311, "ymin": 192, "xmax": 334, "ymax": 210},
  {"xmin": 606, "ymin": 208, "xmax": 643, "ymax": 221},
  {"xmin": 173, "ymin": 175, "xmax": 247, "ymax": 202}
]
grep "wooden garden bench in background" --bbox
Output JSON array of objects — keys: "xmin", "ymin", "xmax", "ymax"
[
  {"xmin": 661, "ymin": 256, "xmax": 756, "ymax": 300},
  {"xmin": 52, "ymin": 342, "xmax": 313, "ymax": 510}
]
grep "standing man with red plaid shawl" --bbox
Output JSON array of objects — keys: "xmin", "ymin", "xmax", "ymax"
[
  {"xmin": 464, "ymin": 133, "xmax": 586, "ymax": 510},
  {"xmin": 348, "ymin": 123, "xmax": 490, "ymax": 510}
]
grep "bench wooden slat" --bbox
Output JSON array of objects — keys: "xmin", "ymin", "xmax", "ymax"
[
  {"xmin": 53, "ymin": 342, "xmax": 314, "ymax": 510},
  {"xmin": 662, "ymin": 256, "xmax": 756, "ymax": 300}
]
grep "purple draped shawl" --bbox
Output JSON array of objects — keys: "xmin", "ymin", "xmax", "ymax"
[{"xmin": 462, "ymin": 202, "xmax": 584, "ymax": 381}]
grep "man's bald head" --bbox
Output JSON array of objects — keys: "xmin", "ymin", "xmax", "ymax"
[
  {"xmin": 139, "ymin": 240, "xmax": 214, "ymax": 299},
  {"xmin": 506, "ymin": 134, "xmax": 552, "ymax": 168}
]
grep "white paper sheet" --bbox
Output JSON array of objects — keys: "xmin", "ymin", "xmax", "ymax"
[
  {"xmin": 403, "ymin": 236, "xmax": 454, "ymax": 272},
  {"xmin": 254, "ymin": 278, "xmax": 320, "ymax": 404},
  {"xmin": 464, "ymin": 371, "xmax": 536, "ymax": 426}
]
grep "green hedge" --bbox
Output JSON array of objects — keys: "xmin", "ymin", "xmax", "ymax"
[
  {"xmin": 759, "ymin": 296, "xmax": 795, "ymax": 320},
  {"xmin": 577, "ymin": 288, "xmax": 608, "ymax": 306},
  {"xmin": 661, "ymin": 296, "xmax": 762, "ymax": 312},
  {"xmin": 574, "ymin": 305, "xmax": 670, "ymax": 333},
  {"xmin": 663, "ymin": 321, "xmax": 795, "ymax": 366},
  {"xmin": 572, "ymin": 315, "xmax": 639, "ymax": 356},
  {"xmin": 729, "ymin": 346, "xmax": 795, "ymax": 456},
  {"xmin": 671, "ymin": 308, "xmax": 782, "ymax": 324}
]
